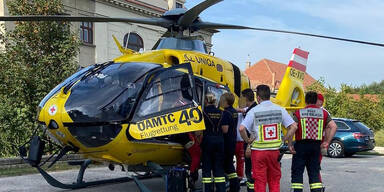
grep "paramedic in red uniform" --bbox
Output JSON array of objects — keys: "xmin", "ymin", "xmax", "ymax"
[
  {"xmin": 235, "ymin": 110, "xmax": 245, "ymax": 184},
  {"xmin": 184, "ymin": 131, "xmax": 203, "ymax": 186},
  {"xmin": 239, "ymin": 85, "xmax": 297, "ymax": 192},
  {"xmin": 316, "ymin": 93, "xmax": 325, "ymax": 185},
  {"xmin": 315, "ymin": 93, "xmax": 337, "ymax": 191},
  {"xmin": 288, "ymin": 91, "xmax": 337, "ymax": 192}
]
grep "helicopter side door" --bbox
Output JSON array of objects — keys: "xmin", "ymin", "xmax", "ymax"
[{"xmin": 128, "ymin": 63, "xmax": 205, "ymax": 140}]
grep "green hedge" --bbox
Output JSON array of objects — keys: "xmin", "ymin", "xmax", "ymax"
[
  {"xmin": 308, "ymin": 79, "xmax": 384, "ymax": 141},
  {"xmin": 0, "ymin": 0, "xmax": 79, "ymax": 157}
]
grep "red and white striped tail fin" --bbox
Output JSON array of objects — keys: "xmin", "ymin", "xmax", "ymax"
[
  {"xmin": 275, "ymin": 47, "xmax": 310, "ymax": 108},
  {"xmin": 288, "ymin": 48, "xmax": 309, "ymax": 72}
]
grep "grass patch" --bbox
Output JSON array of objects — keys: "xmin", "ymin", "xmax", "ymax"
[
  {"xmin": 0, "ymin": 161, "xmax": 101, "ymax": 178},
  {"xmin": 374, "ymin": 129, "xmax": 384, "ymax": 147}
]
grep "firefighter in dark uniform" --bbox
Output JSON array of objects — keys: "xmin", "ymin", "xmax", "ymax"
[
  {"xmin": 238, "ymin": 88, "xmax": 257, "ymax": 192},
  {"xmin": 201, "ymin": 92, "xmax": 226, "ymax": 192},
  {"xmin": 219, "ymin": 93, "xmax": 240, "ymax": 192},
  {"xmin": 288, "ymin": 91, "xmax": 337, "ymax": 192}
]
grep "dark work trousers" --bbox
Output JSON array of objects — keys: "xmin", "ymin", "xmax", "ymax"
[
  {"xmin": 224, "ymin": 143, "xmax": 240, "ymax": 192},
  {"xmin": 201, "ymin": 136, "xmax": 225, "ymax": 192},
  {"xmin": 291, "ymin": 140, "xmax": 322, "ymax": 192},
  {"xmin": 244, "ymin": 142, "xmax": 254, "ymax": 192}
]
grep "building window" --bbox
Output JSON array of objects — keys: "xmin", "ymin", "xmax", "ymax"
[
  {"xmin": 123, "ymin": 33, "xmax": 144, "ymax": 52},
  {"xmin": 176, "ymin": 2, "xmax": 183, "ymax": 8},
  {"xmin": 80, "ymin": 22, "xmax": 93, "ymax": 44}
]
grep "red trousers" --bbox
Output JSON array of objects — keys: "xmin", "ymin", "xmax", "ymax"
[
  {"xmin": 251, "ymin": 150, "xmax": 281, "ymax": 192},
  {"xmin": 188, "ymin": 143, "xmax": 201, "ymax": 173},
  {"xmin": 235, "ymin": 141, "xmax": 245, "ymax": 178}
]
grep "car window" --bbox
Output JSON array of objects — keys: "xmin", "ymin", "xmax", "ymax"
[
  {"xmin": 335, "ymin": 121, "xmax": 350, "ymax": 130},
  {"xmin": 352, "ymin": 121, "xmax": 371, "ymax": 134}
]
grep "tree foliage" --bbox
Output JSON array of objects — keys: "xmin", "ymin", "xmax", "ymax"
[
  {"xmin": 344, "ymin": 80, "xmax": 384, "ymax": 94},
  {"xmin": 0, "ymin": 0, "xmax": 79, "ymax": 157},
  {"xmin": 307, "ymin": 80, "xmax": 384, "ymax": 132}
]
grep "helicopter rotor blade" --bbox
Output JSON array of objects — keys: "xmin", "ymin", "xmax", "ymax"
[
  {"xmin": 193, "ymin": 22, "xmax": 384, "ymax": 47},
  {"xmin": 177, "ymin": 0, "xmax": 222, "ymax": 28},
  {"xmin": 0, "ymin": 15, "xmax": 173, "ymax": 28}
]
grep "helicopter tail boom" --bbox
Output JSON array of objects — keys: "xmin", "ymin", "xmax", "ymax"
[{"xmin": 274, "ymin": 48, "xmax": 309, "ymax": 109}]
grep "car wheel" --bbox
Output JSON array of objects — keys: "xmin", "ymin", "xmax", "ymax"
[
  {"xmin": 344, "ymin": 152, "xmax": 355, "ymax": 157},
  {"xmin": 328, "ymin": 140, "xmax": 344, "ymax": 158}
]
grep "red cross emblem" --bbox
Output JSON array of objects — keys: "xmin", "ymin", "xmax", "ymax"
[
  {"xmin": 268, "ymin": 130, "xmax": 274, "ymax": 137},
  {"xmin": 263, "ymin": 124, "xmax": 278, "ymax": 140},
  {"xmin": 48, "ymin": 105, "xmax": 58, "ymax": 116}
]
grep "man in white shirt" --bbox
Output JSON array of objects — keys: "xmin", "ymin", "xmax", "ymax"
[{"xmin": 239, "ymin": 85, "xmax": 297, "ymax": 192}]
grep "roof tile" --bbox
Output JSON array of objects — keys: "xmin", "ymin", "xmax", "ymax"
[{"xmin": 244, "ymin": 59, "xmax": 316, "ymax": 90}]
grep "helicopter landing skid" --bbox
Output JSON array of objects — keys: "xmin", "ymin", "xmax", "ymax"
[
  {"xmin": 35, "ymin": 159, "xmax": 156, "ymax": 190},
  {"xmin": 18, "ymin": 136, "xmax": 161, "ymax": 191},
  {"xmin": 20, "ymin": 136, "xmax": 187, "ymax": 191}
]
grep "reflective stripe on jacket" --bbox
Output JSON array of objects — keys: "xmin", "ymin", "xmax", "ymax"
[{"xmin": 251, "ymin": 110, "xmax": 283, "ymax": 150}]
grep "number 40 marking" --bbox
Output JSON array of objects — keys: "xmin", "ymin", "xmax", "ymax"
[{"xmin": 179, "ymin": 108, "xmax": 203, "ymax": 126}]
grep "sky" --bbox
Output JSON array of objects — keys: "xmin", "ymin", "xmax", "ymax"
[{"xmin": 184, "ymin": 0, "xmax": 384, "ymax": 88}]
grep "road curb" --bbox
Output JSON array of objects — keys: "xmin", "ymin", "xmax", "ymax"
[{"xmin": 373, "ymin": 146, "xmax": 384, "ymax": 154}]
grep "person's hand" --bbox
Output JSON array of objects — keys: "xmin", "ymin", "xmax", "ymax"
[
  {"xmin": 248, "ymin": 135, "xmax": 255, "ymax": 144},
  {"xmin": 282, "ymin": 136, "xmax": 288, "ymax": 143},
  {"xmin": 236, "ymin": 108, "xmax": 245, "ymax": 113},
  {"xmin": 288, "ymin": 144, "xmax": 296, "ymax": 154},
  {"xmin": 321, "ymin": 142, "xmax": 329, "ymax": 150},
  {"xmin": 184, "ymin": 141, "xmax": 194, "ymax": 149}
]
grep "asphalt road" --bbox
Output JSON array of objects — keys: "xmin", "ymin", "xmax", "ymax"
[{"xmin": 1, "ymin": 154, "xmax": 384, "ymax": 192}]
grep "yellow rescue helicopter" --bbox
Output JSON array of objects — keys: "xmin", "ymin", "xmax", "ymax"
[{"xmin": 1, "ymin": 0, "xmax": 383, "ymax": 191}]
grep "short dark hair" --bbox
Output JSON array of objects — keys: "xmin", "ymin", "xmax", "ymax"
[
  {"xmin": 241, "ymin": 88, "xmax": 254, "ymax": 102},
  {"xmin": 256, "ymin": 85, "xmax": 270, "ymax": 100},
  {"xmin": 305, "ymin": 91, "xmax": 318, "ymax": 104}
]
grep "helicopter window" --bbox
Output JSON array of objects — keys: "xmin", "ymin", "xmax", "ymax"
[
  {"xmin": 137, "ymin": 70, "xmax": 194, "ymax": 118},
  {"xmin": 123, "ymin": 33, "xmax": 144, "ymax": 52},
  {"xmin": 65, "ymin": 62, "xmax": 160, "ymax": 123},
  {"xmin": 39, "ymin": 65, "xmax": 94, "ymax": 108},
  {"xmin": 154, "ymin": 37, "xmax": 207, "ymax": 53},
  {"xmin": 67, "ymin": 124, "xmax": 122, "ymax": 148},
  {"xmin": 207, "ymin": 85, "xmax": 229, "ymax": 107}
]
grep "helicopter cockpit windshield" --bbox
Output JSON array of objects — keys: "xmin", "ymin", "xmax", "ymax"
[
  {"xmin": 64, "ymin": 62, "xmax": 160, "ymax": 123},
  {"xmin": 154, "ymin": 37, "xmax": 208, "ymax": 53}
]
